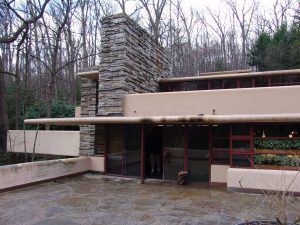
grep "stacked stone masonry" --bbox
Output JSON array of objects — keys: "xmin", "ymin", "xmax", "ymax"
[
  {"xmin": 80, "ymin": 13, "xmax": 171, "ymax": 156},
  {"xmin": 80, "ymin": 78, "xmax": 97, "ymax": 156},
  {"xmin": 98, "ymin": 13, "xmax": 171, "ymax": 116}
]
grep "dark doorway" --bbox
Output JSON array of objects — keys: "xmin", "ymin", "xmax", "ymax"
[
  {"xmin": 188, "ymin": 126, "xmax": 210, "ymax": 183},
  {"xmin": 145, "ymin": 126, "xmax": 163, "ymax": 179}
]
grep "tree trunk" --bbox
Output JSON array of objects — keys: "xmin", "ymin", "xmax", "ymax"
[
  {"xmin": 15, "ymin": 47, "xmax": 21, "ymax": 130},
  {"xmin": 0, "ymin": 57, "xmax": 8, "ymax": 153}
]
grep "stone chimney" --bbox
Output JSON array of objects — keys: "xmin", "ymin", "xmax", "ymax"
[
  {"xmin": 98, "ymin": 13, "xmax": 170, "ymax": 116},
  {"xmin": 79, "ymin": 13, "xmax": 170, "ymax": 156}
]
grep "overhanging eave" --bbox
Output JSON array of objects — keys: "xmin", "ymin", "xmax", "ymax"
[{"xmin": 24, "ymin": 113, "xmax": 300, "ymax": 126}]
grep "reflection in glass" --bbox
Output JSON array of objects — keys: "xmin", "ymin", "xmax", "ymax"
[{"xmin": 164, "ymin": 126, "xmax": 184, "ymax": 180}]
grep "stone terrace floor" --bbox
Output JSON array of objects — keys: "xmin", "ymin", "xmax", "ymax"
[{"xmin": 0, "ymin": 174, "xmax": 299, "ymax": 225}]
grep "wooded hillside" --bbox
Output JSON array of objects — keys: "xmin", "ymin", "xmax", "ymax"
[{"xmin": 0, "ymin": 0, "xmax": 299, "ymax": 152}]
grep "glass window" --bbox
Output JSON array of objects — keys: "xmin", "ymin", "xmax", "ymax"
[
  {"xmin": 212, "ymin": 125, "xmax": 230, "ymax": 165},
  {"xmin": 232, "ymin": 140, "xmax": 251, "ymax": 151},
  {"xmin": 181, "ymin": 81, "xmax": 197, "ymax": 91},
  {"xmin": 232, "ymin": 125, "xmax": 250, "ymax": 136},
  {"xmin": 271, "ymin": 76, "xmax": 288, "ymax": 86},
  {"xmin": 159, "ymin": 84, "xmax": 169, "ymax": 92},
  {"xmin": 196, "ymin": 81, "xmax": 208, "ymax": 90},
  {"xmin": 255, "ymin": 77, "xmax": 268, "ymax": 87},
  {"xmin": 240, "ymin": 78, "xmax": 253, "ymax": 88},
  {"xmin": 223, "ymin": 79, "xmax": 237, "ymax": 89},
  {"xmin": 232, "ymin": 155, "xmax": 252, "ymax": 167},
  {"xmin": 254, "ymin": 124, "xmax": 300, "ymax": 138},
  {"xmin": 170, "ymin": 83, "xmax": 181, "ymax": 91},
  {"xmin": 211, "ymin": 79, "xmax": 223, "ymax": 89},
  {"xmin": 214, "ymin": 125, "xmax": 230, "ymax": 138},
  {"xmin": 288, "ymin": 75, "xmax": 300, "ymax": 85}
]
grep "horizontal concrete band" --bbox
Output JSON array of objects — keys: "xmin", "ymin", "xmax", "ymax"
[
  {"xmin": 159, "ymin": 69, "xmax": 300, "ymax": 83},
  {"xmin": 24, "ymin": 113, "xmax": 300, "ymax": 126}
]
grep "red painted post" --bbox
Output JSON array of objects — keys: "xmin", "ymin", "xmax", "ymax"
[
  {"xmin": 268, "ymin": 77, "xmax": 272, "ymax": 86},
  {"xmin": 237, "ymin": 79, "xmax": 241, "ymax": 88},
  {"xmin": 251, "ymin": 78, "xmax": 255, "ymax": 87},
  {"xmin": 207, "ymin": 80, "xmax": 212, "ymax": 89}
]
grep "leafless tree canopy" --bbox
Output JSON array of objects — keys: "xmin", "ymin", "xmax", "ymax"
[{"xmin": 0, "ymin": 0, "xmax": 298, "ymax": 139}]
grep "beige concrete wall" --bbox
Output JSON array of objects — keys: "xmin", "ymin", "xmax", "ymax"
[
  {"xmin": 0, "ymin": 156, "xmax": 105, "ymax": 190},
  {"xmin": 7, "ymin": 130, "xmax": 80, "ymax": 156},
  {"xmin": 0, "ymin": 157, "xmax": 90, "ymax": 190},
  {"xmin": 227, "ymin": 168, "xmax": 300, "ymax": 193},
  {"xmin": 90, "ymin": 156, "xmax": 105, "ymax": 172},
  {"xmin": 124, "ymin": 86, "xmax": 300, "ymax": 116},
  {"xmin": 210, "ymin": 165, "xmax": 229, "ymax": 183}
]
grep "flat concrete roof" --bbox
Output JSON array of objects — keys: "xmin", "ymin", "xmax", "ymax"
[
  {"xmin": 24, "ymin": 113, "xmax": 300, "ymax": 126},
  {"xmin": 159, "ymin": 69, "xmax": 300, "ymax": 84},
  {"xmin": 77, "ymin": 70, "xmax": 99, "ymax": 80}
]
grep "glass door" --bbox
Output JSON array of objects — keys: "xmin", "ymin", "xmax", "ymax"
[
  {"xmin": 188, "ymin": 126, "xmax": 209, "ymax": 182},
  {"xmin": 163, "ymin": 126, "xmax": 184, "ymax": 180},
  {"xmin": 106, "ymin": 125, "xmax": 124, "ymax": 175},
  {"xmin": 124, "ymin": 125, "xmax": 141, "ymax": 177}
]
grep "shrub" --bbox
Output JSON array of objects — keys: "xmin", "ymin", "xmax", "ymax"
[
  {"xmin": 254, "ymin": 154, "xmax": 300, "ymax": 166},
  {"xmin": 254, "ymin": 139, "xmax": 300, "ymax": 150}
]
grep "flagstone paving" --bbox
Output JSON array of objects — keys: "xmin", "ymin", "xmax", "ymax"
[{"xmin": 0, "ymin": 174, "xmax": 299, "ymax": 225}]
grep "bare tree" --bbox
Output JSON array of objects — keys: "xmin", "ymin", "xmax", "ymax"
[
  {"xmin": 38, "ymin": 0, "xmax": 73, "ymax": 127},
  {"xmin": 139, "ymin": 0, "xmax": 168, "ymax": 43},
  {"xmin": 0, "ymin": 0, "xmax": 50, "ymax": 152},
  {"xmin": 271, "ymin": 0, "xmax": 293, "ymax": 30},
  {"xmin": 0, "ymin": 57, "xmax": 8, "ymax": 153},
  {"xmin": 0, "ymin": 0, "xmax": 50, "ymax": 44},
  {"xmin": 177, "ymin": 3, "xmax": 197, "ymax": 75},
  {"xmin": 225, "ymin": 0, "xmax": 259, "ymax": 68},
  {"xmin": 206, "ymin": 8, "xmax": 228, "ymax": 70}
]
